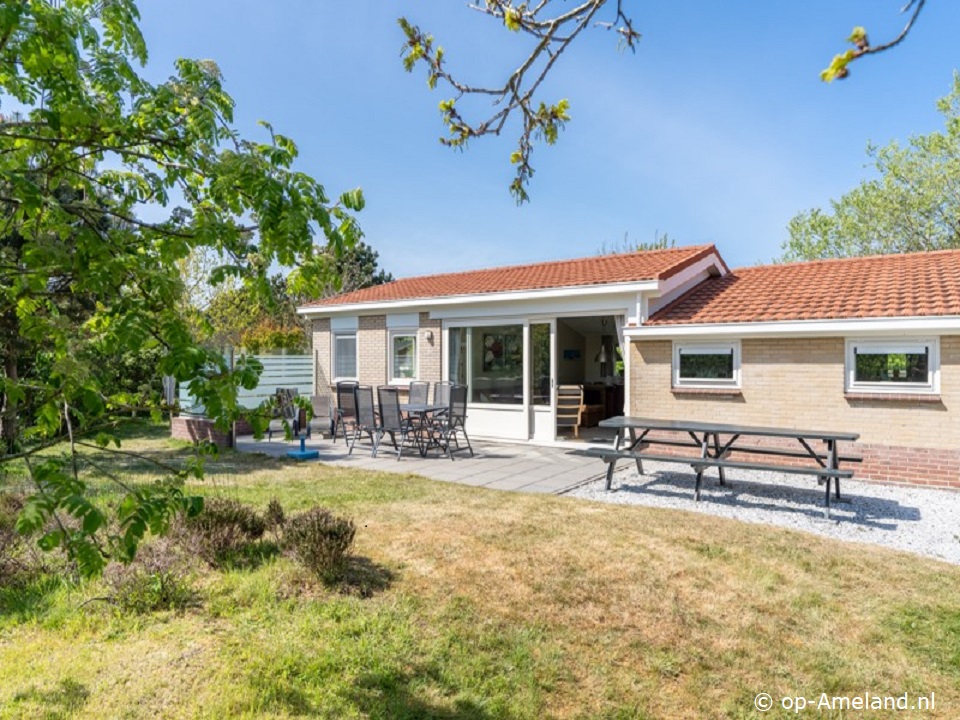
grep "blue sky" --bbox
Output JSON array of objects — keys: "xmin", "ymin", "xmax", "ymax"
[{"xmin": 136, "ymin": 1, "xmax": 960, "ymax": 277}]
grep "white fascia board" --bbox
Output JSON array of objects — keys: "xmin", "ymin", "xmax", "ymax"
[
  {"xmin": 432, "ymin": 293, "xmax": 640, "ymax": 322},
  {"xmin": 650, "ymin": 254, "xmax": 727, "ymax": 300},
  {"xmin": 296, "ymin": 280, "xmax": 659, "ymax": 318},
  {"xmin": 626, "ymin": 315, "xmax": 960, "ymax": 340}
]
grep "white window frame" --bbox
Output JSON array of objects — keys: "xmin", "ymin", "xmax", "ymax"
[
  {"xmin": 332, "ymin": 331, "xmax": 358, "ymax": 382},
  {"xmin": 672, "ymin": 341, "xmax": 741, "ymax": 389},
  {"xmin": 844, "ymin": 338, "xmax": 939, "ymax": 394},
  {"xmin": 388, "ymin": 328, "xmax": 418, "ymax": 384}
]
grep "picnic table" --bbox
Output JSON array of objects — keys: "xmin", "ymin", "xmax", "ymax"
[{"xmin": 586, "ymin": 416, "xmax": 861, "ymax": 517}]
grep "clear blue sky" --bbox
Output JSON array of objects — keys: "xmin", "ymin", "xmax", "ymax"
[{"xmin": 136, "ymin": 1, "xmax": 960, "ymax": 276}]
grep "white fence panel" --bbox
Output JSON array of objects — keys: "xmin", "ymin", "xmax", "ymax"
[{"xmin": 179, "ymin": 353, "xmax": 313, "ymax": 413}]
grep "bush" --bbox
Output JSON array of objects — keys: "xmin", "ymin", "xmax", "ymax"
[
  {"xmin": 284, "ymin": 507, "xmax": 356, "ymax": 584},
  {"xmin": 0, "ymin": 493, "xmax": 25, "ymax": 579},
  {"xmin": 104, "ymin": 540, "xmax": 195, "ymax": 614},
  {"xmin": 181, "ymin": 498, "xmax": 266, "ymax": 567},
  {"xmin": 1, "ymin": 493, "xmax": 74, "ymax": 582},
  {"xmin": 265, "ymin": 498, "xmax": 286, "ymax": 533}
]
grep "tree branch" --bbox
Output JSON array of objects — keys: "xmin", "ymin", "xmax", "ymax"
[{"xmin": 399, "ymin": 0, "xmax": 637, "ymax": 202}]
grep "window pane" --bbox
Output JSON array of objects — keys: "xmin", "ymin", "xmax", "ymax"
[
  {"xmin": 449, "ymin": 327, "xmax": 466, "ymax": 385},
  {"xmin": 679, "ymin": 351, "xmax": 734, "ymax": 380},
  {"xmin": 530, "ymin": 323, "xmax": 551, "ymax": 407},
  {"xmin": 855, "ymin": 351, "xmax": 928, "ymax": 384},
  {"xmin": 334, "ymin": 335, "xmax": 356, "ymax": 378},
  {"xmin": 392, "ymin": 335, "xmax": 416, "ymax": 379},
  {"xmin": 474, "ymin": 325, "xmax": 523, "ymax": 404},
  {"xmin": 448, "ymin": 325, "xmax": 525, "ymax": 404}
]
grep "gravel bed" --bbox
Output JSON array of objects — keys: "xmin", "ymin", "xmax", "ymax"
[{"xmin": 566, "ymin": 461, "xmax": 960, "ymax": 565}]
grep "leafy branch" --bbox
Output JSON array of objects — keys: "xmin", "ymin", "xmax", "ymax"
[
  {"xmin": 821, "ymin": 0, "xmax": 926, "ymax": 82},
  {"xmin": 398, "ymin": 0, "xmax": 639, "ymax": 203}
]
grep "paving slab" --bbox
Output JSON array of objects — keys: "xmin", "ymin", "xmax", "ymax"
[{"xmin": 236, "ymin": 435, "xmax": 605, "ymax": 495}]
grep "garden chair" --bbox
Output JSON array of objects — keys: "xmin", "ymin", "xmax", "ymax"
[
  {"xmin": 377, "ymin": 386, "xmax": 420, "ymax": 460},
  {"xmin": 347, "ymin": 385, "xmax": 380, "ymax": 456},
  {"xmin": 268, "ymin": 388, "xmax": 300, "ymax": 440},
  {"xmin": 333, "ymin": 380, "xmax": 359, "ymax": 443},
  {"xmin": 432, "ymin": 381, "xmax": 453, "ymax": 420},
  {"xmin": 434, "ymin": 383, "xmax": 473, "ymax": 460},
  {"xmin": 407, "ymin": 381, "xmax": 430, "ymax": 405},
  {"xmin": 432, "ymin": 381, "xmax": 453, "ymax": 408},
  {"xmin": 306, "ymin": 394, "xmax": 334, "ymax": 439}
]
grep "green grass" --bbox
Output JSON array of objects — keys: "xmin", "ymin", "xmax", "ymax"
[{"xmin": 1, "ymin": 423, "xmax": 959, "ymax": 718}]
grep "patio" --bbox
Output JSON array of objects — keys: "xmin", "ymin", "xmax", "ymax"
[{"xmin": 235, "ymin": 434, "xmax": 606, "ymax": 494}]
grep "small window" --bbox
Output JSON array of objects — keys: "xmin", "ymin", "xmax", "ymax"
[
  {"xmin": 673, "ymin": 342, "xmax": 740, "ymax": 388},
  {"xmin": 390, "ymin": 330, "xmax": 417, "ymax": 382},
  {"xmin": 333, "ymin": 332, "xmax": 357, "ymax": 380},
  {"xmin": 845, "ymin": 339, "xmax": 938, "ymax": 394}
]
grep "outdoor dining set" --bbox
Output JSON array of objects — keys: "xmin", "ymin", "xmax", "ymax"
[{"xmin": 271, "ymin": 381, "xmax": 473, "ymax": 461}]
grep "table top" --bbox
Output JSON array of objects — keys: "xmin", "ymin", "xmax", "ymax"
[
  {"xmin": 400, "ymin": 403, "xmax": 447, "ymax": 413},
  {"xmin": 599, "ymin": 415, "xmax": 860, "ymax": 442}
]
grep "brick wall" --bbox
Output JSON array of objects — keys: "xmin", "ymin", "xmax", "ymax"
[
  {"xmin": 630, "ymin": 336, "xmax": 960, "ymax": 488},
  {"xmin": 358, "ymin": 315, "xmax": 387, "ymax": 386},
  {"xmin": 310, "ymin": 313, "xmax": 443, "ymax": 392},
  {"xmin": 312, "ymin": 317, "xmax": 332, "ymax": 400},
  {"xmin": 419, "ymin": 312, "xmax": 443, "ymax": 384},
  {"xmin": 171, "ymin": 417, "xmax": 233, "ymax": 449}
]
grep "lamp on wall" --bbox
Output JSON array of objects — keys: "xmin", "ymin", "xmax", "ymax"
[{"xmin": 424, "ymin": 329, "xmax": 434, "ymax": 342}]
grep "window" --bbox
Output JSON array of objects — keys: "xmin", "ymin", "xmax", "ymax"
[
  {"xmin": 673, "ymin": 342, "xmax": 740, "ymax": 388},
  {"xmin": 333, "ymin": 332, "xmax": 357, "ymax": 380},
  {"xmin": 448, "ymin": 324, "xmax": 524, "ymax": 404},
  {"xmin": 845, "ymin": 339, "xmax": 939, "ymax": 394},
  {"xmin": 390, "ymin": 330, "xmax": 417, "ymax": 382}
]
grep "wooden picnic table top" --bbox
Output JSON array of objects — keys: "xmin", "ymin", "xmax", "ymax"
[{"xmin": 599, "ymin": 416, "xmax": 860, "ymax": 443}]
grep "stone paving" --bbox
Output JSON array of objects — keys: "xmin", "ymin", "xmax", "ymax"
[{"xmin": 235, "ymin": 434, "xmax": 606, "ymax": 495}]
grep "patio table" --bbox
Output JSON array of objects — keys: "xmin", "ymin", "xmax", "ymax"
[{"xmin": 400, "ymin": 402, "xmax": 447, "ymax": 457}]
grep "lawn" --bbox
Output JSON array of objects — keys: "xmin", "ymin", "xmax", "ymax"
[{"xmin": 1, "ymin": 423, "xmax": 958, "ymax": 719}]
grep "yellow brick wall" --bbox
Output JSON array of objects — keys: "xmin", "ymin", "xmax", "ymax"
[
  {"xmin": 311, "ymin": 318, "xmax": 332, "ymax": 398},
  {"xmin": 630, "ymin": 336, "xmax": 959, "ymax": 449},
  {"xmin": 311, "ymin": 314, "xmax": 443, "ymax": 391},
  {"xmin": 357, "ymin": 315, "xmax": 387, "ymax": 387},
  {"xmin": 418, "ymin": 312, "xmax": 443, "ymax": 384}
]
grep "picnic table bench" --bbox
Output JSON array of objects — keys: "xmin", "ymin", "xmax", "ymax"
[{"xmin": 585, "ymin": 417, "xmax": 861, "ymax": 518}]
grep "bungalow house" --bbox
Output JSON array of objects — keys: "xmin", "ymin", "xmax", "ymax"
[{"xmin": 298, "ymin": 245, "xmax": 960, "ymax": 489}]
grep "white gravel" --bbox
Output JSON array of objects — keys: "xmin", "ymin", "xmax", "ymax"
[{"xmin": 566, "ymin": 461, "xmax": 960, "ymax": 565}]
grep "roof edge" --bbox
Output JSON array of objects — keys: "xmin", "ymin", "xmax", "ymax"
[
  {"xmin": 298, "ymin": 278, "xmax": 661, "ymax": 316},
  {"xmin": 300, "ymin": 243, "xmax": 716, "ymax": 310}
]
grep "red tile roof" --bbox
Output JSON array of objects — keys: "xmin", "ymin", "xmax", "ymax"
[
  {"xmin": 647, "ymin": 249, "xmax": 960, "ymax": 325},
  {"xmin": 305, "ymin": 245, "xmax": 723, "ymax": 308}
]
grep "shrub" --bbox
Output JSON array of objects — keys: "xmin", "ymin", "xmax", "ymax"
[
  {"xmin": 284, "ymin": 507, "xmax": 356, "ymax": 584},
  {"xmin": 0, "ymin": 493, "xmax": 25, "ymax": 579},
  {"xmin": 104, "ymin": 540, "xmax": 195, "ymax": 614},
  {"xmin": 1, "ymin": 493, "xmax": 74, "ymax": 582},
  {"xmin": 265, "ymin": 498, "xmax": 286, "ymax": 533},
  {"xmin": 181, "ymin": 498, "xmax": 266, "ymax": 567}
]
